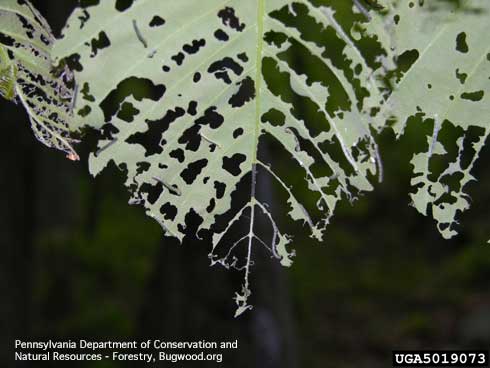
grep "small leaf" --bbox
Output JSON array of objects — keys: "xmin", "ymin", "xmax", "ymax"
[
  {"xmin": 0, "ymin": 0, "xmax": 78, "ymax": 159},
  {"xmin": 0, "ymin": 45, "xmax": 16, "ymax": 100}
]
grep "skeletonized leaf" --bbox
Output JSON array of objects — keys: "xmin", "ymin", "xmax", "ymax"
[
  {"xmin": 53, "ymin": 0, "xmax": 390, "ymax": 314},
  {"xmin": 381, "ymin": 0, "xmax": 490, "ymax": 239},
  {"xmin": 0, "ymin": 0, "xmax": 78, "ymax": 159}
]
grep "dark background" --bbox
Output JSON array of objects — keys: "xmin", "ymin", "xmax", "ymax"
[{"xmin": 1, "ymin": 1, "xmax": 490, "ymax": 367}]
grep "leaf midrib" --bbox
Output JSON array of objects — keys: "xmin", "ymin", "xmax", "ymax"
[{"xmin": 252, "ymin": 0, "xmax": 265, "ymax": 169}]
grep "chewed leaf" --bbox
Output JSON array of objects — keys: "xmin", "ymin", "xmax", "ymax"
[
  {"xmin": 380, "ymin": 0, "xmax": 490, "ymax": 238},
  {"xmin": 53, "ymin": 0, "xmax": 390, "ymax": 314},
  {"xmin": 0, "ymin": 0, "xmax": 78, "ymax": 160}
]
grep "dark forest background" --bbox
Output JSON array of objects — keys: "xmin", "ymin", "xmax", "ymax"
[{"xmin": 1, "ymin": 1, "xmax": 490, "ymax": 367}]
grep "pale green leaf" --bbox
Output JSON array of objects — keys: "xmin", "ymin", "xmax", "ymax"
[
  {"xmin": 381, "ymin": 0, "xmax": 490, "ymax": 239},
  {"xmin": 0, "ymin": 0, "xmax": 78, "ymax": 159},
  {"xmin": 53, "ymin": 0, "xmax": 390, "ymax": 314}
]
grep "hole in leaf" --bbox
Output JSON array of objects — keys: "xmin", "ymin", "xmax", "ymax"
[{"xmin": 456, "ymin": 32, "xmax": 469, "ymax": 53}]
